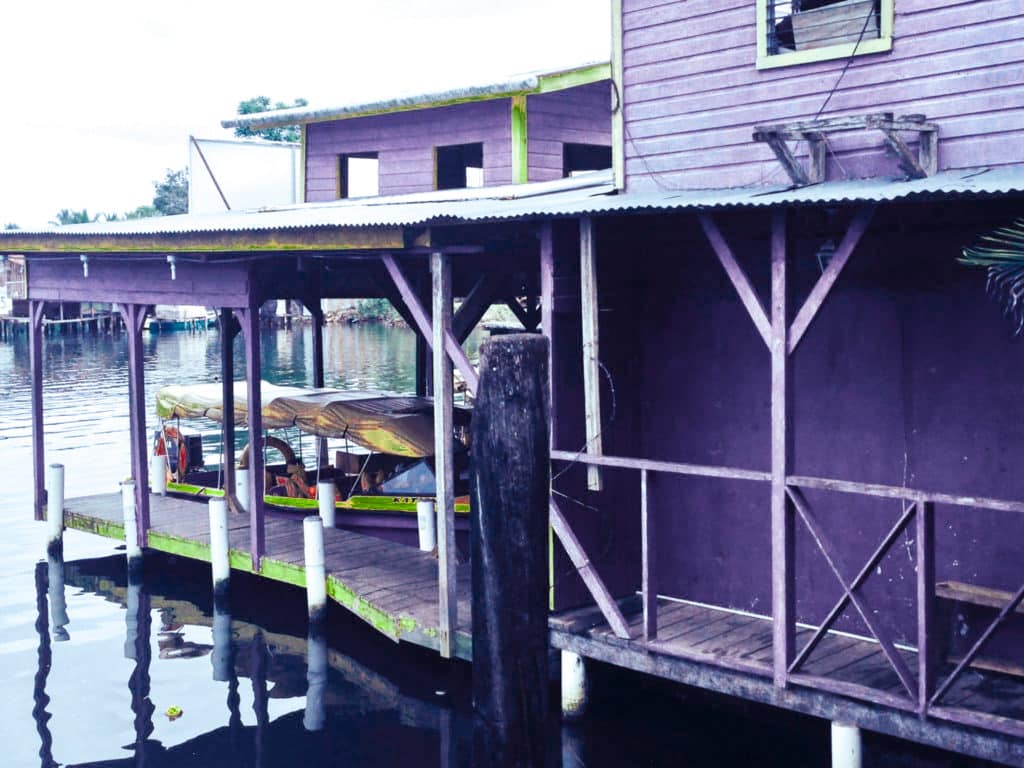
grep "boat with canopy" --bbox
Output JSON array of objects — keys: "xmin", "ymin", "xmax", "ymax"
[{"xmin": 153, "ymin": 382, "xmax": 471, "ymax": 544}]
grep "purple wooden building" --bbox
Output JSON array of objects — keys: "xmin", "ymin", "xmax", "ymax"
[{"xmin": 5, "ymin": 3, "xmax": 1024, "ymax": 762}]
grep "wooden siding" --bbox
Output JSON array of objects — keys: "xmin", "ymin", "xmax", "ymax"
[
  {"xmin": 527, "ymin": 82, "xmax": 613, "ymax": 182},
  {"xmin": 305, "ymin": 100, "xmax": 512, "ymax": 200},
  {"xmin": 621, "ymin": 0, "xmax": 1024, "ymax": 190}
]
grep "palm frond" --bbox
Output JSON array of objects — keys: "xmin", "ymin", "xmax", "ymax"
[{"xmin": 960, "ymin": 218, "xmax": 1024, "ymax": 334}]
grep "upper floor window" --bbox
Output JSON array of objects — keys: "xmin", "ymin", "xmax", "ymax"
[
  {"xmin": 563, "ymin": 143, "xmax": 613, "ymax": 177},
  {"xmin": 757, "ymin": 0, "xmax": 893, "ymax": 69},
  {"xmin": 339, "ymin": 152, "xmax": 379, "ymax": 198},
  {"xmin": 436, "ymin": 143, "xmax": 484, "ymax": 190}
]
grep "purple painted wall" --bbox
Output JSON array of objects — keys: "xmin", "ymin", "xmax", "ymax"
[
  {"xmin": 305, "ymin": 83, "xmax": 612, "ymax": 200},
  {"xmin": 621, "ymin": 0, "xmax": 1024, "ymax": 190},
  {"xmin": 552, "ymin": 199, "xmax": 1024, "ymax": 644},
  {"xmin": 527, "ymin": 82, "xmax": 613, "ymax": 182},
  {"xmin": 305, "ymin": 100, "xmax": 512, "ymax": 200}
]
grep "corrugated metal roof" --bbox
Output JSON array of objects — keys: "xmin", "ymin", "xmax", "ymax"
[
  {"xmin": 222, "ymin": 62, "xmax": 610, "ymax": 130},
  {"xmin": 4, "ymin": 167, "xmax": 1022, "ymax": 241}
]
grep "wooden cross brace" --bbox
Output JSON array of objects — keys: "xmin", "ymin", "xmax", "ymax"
[{"xmin": 753, "ymin": 112, "xmax": 938, "ymax": 185}]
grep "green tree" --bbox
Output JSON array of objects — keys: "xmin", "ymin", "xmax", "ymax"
[
  {"xmin": 234, "ymin": 96, "xmax": 308, "ymax": 142},
  {"xmin": 153, "ymin": 168, "xmax": 189, "ymax": 215},
  {"xmin": 125, "ymin": 205, "xmax": 158, "ymax": 219},
  {"xmin": 3, "ymin": 223, "xmax": 18, "ymax": 230},
  {"xmin": 52, "ymin": 209, "xmax": 97, "ymax": 225}
]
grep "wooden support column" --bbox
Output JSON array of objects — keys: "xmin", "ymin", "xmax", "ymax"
[
  {"xmin": 470, "ymin": 334, "xmax": 550, "ymax": 764},
  {"xmin": 29, "ymin": 300, "xmax": 45, "ymax": 520},
  {"xmin": 306, "ymin": 299, "xmax": 329, "ymax": 467},
  {"xmin": 540, "ymin": 222, "xmax": 556, "ymax": 447},
  {"xmin": 237, "ymin": 307, "xmax": 266, "ymax": 571},
  {"xmin": 220, "ymin": 309, "xmax": 237, "ymax": 505},
  {"xmin": 917, "ymin": 500, "xmax": 936, "ymax": 716},
  {"xmin": 432, "ymin": 252, "xmax": 457, "ymax": 658},
  {"xmin": 770, "ymin": 210, "xmax": 795, "ymax": 688},
  {"xmin": 119, "ymin": 303, "xmax": 150, "ymax": 548},
  {"xmin": 579, "ymin": 217, "xmax": 603, "ymax": 491}
]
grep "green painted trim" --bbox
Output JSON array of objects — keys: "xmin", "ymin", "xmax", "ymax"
[
  {"xmin": 755, "ymin": 0, "xmax": 893, "ymax": 70},
  {"xmin": 64, "ymin": 512, "xmax": 124, "ymax": 541},
  {"xmin": 535, "ymin": 62, "xmax": 612, "ymax": 94},
  {"xmin": 166, "ymin": 485, "xmax": 469, "ymax": 515},
  {"xmin": 300, "ymin": 124, "xmax": 308, "ymax": 203},
  {"xmin": 610, "ymin": 0, "xmax": 625, "ymax": 190},
  {"xmin": 148, "ymin": 531, "xmax": 212, "ymax": 562},
  {"xmin": 296, "ymin": 89, "xmax": 531, "ymax": 127},
  {"xmin": 327, "ymin": 575, "xmax": 400, "ymax": 639},
  {"xmin": 259, "ymin": 557, "xmax": 307, "ymax": 588},
  {"xmin": 511, "ymin": 95, "xmax": 529, "ymax": 184}
]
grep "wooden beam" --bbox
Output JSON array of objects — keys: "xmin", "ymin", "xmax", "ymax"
[
  {"xmin": 29, "ymin": 300, "xmax": 45, "ymax": 521},
  {"xmin": 698, "ymin": 213, "xmax": 772, "ymax": 349},
  {"xmin": 119, "ymin": 303, "xmax": 150, "ymax": 547},
  {"xmin": 788, "ymin": 206, "xmax": 875, "ymax": 355},
  {"xmin": 220, "ymin": 308, "xmax": 237, "ymax": 511},
  {"xmin": 579, "ymin": 217, "xmax": 603, "ymax": 491},
  {"xmin": 917, "ymin": 501, "xmax": 936, "ymax": 716},
  {"xmin": 540, "ymin": 223, "xmax": 555, "ymax": 446},
  {"xmin": 763, "ymin": 136, "xmax": 811, "ymax": 186},
  {"xmin": 641, "ymin": 469, "xmax": 657, "ymax": 641},
  {"xmin": 237, "ymin": 307, "xmax": 266, "ymax": 572},
  {"xmin": 380, "ymin": 254, "xmax": 479, "ymax": 393},
  {"xmin": 770, "ymin": 210, "xmax": 795, "ymax": 688},
  {"xmin": 504, "ymin": 297, "xmax": 532, "ymax": 330},
  {"xmin": 549, "ymin": 498, "xmax": 630, "ymax": 638},
  {"xmin": 432, "ymin": 252, "xmax": 457, "ymax": 659},
  {"xmin": 805, "ymin": 133, "xmax": 826, "ymax": 184}
]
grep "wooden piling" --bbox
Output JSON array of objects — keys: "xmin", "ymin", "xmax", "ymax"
[{"xmin": 470, "ymin": 333, "xmax": 550, "ymax": 767}]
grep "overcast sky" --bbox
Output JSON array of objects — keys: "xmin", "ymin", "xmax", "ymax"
[{"xmin": 0, "ymin": 1, "xmax": 610, "ymax": 228}]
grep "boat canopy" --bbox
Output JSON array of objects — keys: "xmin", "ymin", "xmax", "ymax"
[{"xmin": 155, "ymin": 382, "xmax": 469, "ymax": 458}]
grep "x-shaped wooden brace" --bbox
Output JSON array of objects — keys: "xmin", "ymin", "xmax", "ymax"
[{"xmin": 787, "ymin": 486, "xmax": 917, "ymax": 698}]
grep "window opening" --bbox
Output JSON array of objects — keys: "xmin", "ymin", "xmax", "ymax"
[
  {"xmin": 767, "ymin": 0, "xmax": 880, "ymax": 55},
  {"xmin": 436, "ymin": 143, "xmax": 484, "ymax": 190},
  {"xmin": 563, "ymin": 143, "xmax": 613, "ymax": 177},
  {"xmin": 339, "ymin": 152, "xmax": 379, "ymax": 199}
]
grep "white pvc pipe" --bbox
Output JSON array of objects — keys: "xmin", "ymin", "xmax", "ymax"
[
  {"xmin": 831, "ymin": 722, "xmax": 863, "ymax": 768},
  {"xmin": 150, "ymin": 453, "xmax": 167, "ymax": 496},
  {"xmin": 303, "ymin": 516, "xmax": 327, "ymax": 620},
  {"xmin": 303, "ymin": 630, "xmax": 328, "ymax": 732},
  {"xmin": 416, "ymin": 500, "xmax": 437, "ymax": 552},
  {"xmin": 561, "ymin": 650, "xmax": 589, "ymax": 720},
  {"xmin": 121, "ymin": 480, "xmax": 142, "ymax": 561},
  {"xmin": 209, "ymin": 497, "xmax": 230, "ymax": 587},
  {"xmin": 46, "ymin": 463, "xmax": 65, "ymax": 549},
  {"xmin": 235, "ymin": 468, "xmax": 250, "ymax": 513},
  {"xmin": 317, "ymin": 481, "xmax": 336, "ymax": 528}
]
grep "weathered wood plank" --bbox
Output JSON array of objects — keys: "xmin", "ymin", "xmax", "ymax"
[{"xmin": 579, "ymin": 216, "xmax": 604, "ymax": 491}]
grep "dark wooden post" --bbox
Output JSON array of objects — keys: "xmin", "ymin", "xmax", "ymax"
[
  {"xmin": 916, "ymin": 500, "xmax": 936, "ymax": 716},
  {"xmin": 220, "ymin": 309, "xmax": 237, "ymax": 505},
  {"xmin": 471, "ymin": 333, "xmax": 551, "ymax": 767},
  {"xmin": 29, "ymin": 300, "xmax": 45, "ymax": 520}
]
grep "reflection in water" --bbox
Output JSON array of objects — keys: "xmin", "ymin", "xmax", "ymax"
[
  {"xmin": 127, "ymin": 577, "xmax": 155, "ymax": 765},
  {"xmin": 303, "ymin": 631, "xmax": 327, "ymax": 732},
  {"xmin": 212, "ymin": 603, "xmax": 232, "ymax": 683},
  {"xmin": 48, "ymin": 553, "xmax": 70, "ymax": 642},
  {"xmin": 251, "ymin": 630, "xmax": 270, "ymax": 768},
  {"xmin": 33, "ymin": 562, "xmax": 56, "ymax": 768}
]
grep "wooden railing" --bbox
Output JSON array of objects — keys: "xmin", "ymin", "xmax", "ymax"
[{"xmin": 550, "ymin": 449, "xmax": 1024, "ymax": 738}]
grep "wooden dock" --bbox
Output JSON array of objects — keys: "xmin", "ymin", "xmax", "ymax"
[
  {"xmin": 63, "ymin": 493, "xmax": 473, "ymax": 659},
  {"xmin": 551, "ymin": 598, "xmax": 1024, "ymax": 764}
]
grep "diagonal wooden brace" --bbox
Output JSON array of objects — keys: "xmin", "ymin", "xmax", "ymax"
[
  {"xmin": 380, "ymin": 253, "xmax": 479, "ymax": 393},
  {"xmin": 788, "ymin": 486, "xmax": 917, "ymax": 698},
  {"xmin": 550, "ymin": 498, "xmax": 630, "ymax": 638}
]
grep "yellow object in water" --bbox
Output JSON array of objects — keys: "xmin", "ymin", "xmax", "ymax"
[{"xmin": 165, "ymin": 706, "xmax": 183, "ymax": 720}]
